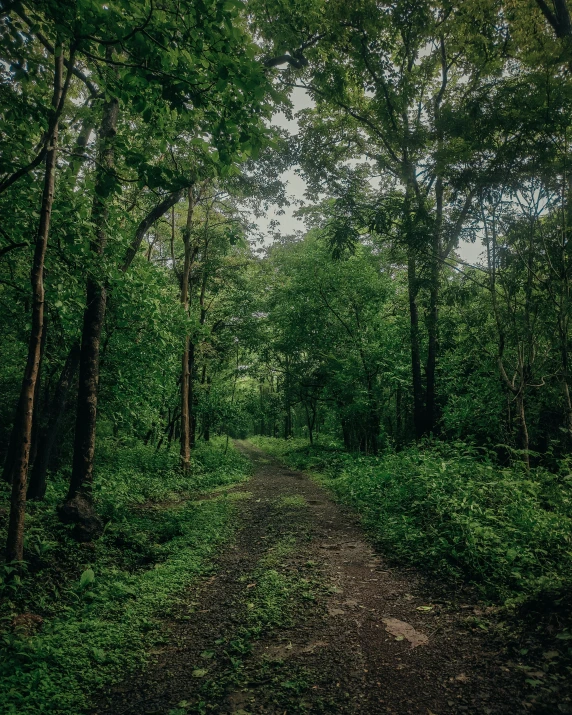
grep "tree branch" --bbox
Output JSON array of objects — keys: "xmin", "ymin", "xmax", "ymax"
[{"xmin": 121, "ymin": 188, "xmax": 185, "ymax": 271}]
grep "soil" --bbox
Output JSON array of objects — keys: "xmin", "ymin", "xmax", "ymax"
[{"xmin": 91, "ymin": 441, "xmax": 568, "ymax": 715}]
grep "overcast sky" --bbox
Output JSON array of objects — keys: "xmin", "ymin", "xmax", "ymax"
[{"xmin": 257, "ymin": 87, "xmax": 485, "ymax": 267}]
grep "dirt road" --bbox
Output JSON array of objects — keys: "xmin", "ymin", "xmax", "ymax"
[{"xmin": 94, "ymin": 441, "xmax": 528, "ymax": 714}]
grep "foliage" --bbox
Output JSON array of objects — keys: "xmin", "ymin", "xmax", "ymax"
[
  {"xmin": 251, "ymin": 437, "xmax": 572, "ymax": 605},
  {"xmin": 0, "ymin": 440, "xmax": 250, "ymax": 715}
]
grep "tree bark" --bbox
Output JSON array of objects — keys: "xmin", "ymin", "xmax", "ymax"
[
  {"xmin": 3, "ymin": 309, "xmax": 47, "ymax": 485},
  {"xmin": 27, "ymin": 343, "xmax": 80, "ymax": 500},
  {"xmin": 516, "ymin": 388, "xmax": 530, "ymax": 471},
  {"xmin": 28, "ymin": 320, "xmax": 48, "ymax": 469},
  {"xmin": 189, "ymin": 341, "xmax": 197, "ymax": 449},
  {"xmin": 6, "ymin": 47, "xmax": 64, "ymax": 563},
  {"xmin": 202, "ymin": 373, "xmax": 211, "ymax": 442},
  {"xmin": 407, "ymin": 246, "xmax": 425, "ymax": 439},
  {"xmin": 425, "ymin": 175, "xmax": 442, "ymax": 437},
  {"xmin": 122, "ymin": 188, "xmax": 185, "ymax": 272},
  {"xmin": 180, "ymin": 188, "xmax": 195, "ymax": 472},
  {"xmin": 66, "ymin": 95, "xmax": 118, "ymax": 504}
]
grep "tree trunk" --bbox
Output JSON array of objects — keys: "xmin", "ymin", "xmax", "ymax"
[
  {"xmin": 2, "ymin": 417, "xmax": 19, "ymax": 484},
  {"xmin": 167, "ymin": 407, "xmax": 179, "ymax": 448},
  {"xmin": 65, "ymin": 95, "xmax": 118, "ymax": 513},
  {"xmin": 203, "ymin": 374, "xmax": 211, "ymax": 442},
  {"xmin": 426, "ymin": 171, "xmax": 442, "ymax": 436},
  {"xmin": 189, "ymin": 341, "xmax": 197, "ymax": 449},
  {"xmin": 180, "ymin": 188, "xmax": 195, "ymax": 472},
  {"xmin": 6, "ymin": 47, "xmax": 64, "ymax": 562},
  {"xmin": 562, "ymin": 377, "xmax": 572, "ymax": 437},
  {"xmin": 407, "ymin": 247, "xmax": 425, "ymax": 439},
  {"xmin": 304, "ymin": 401, "xmax": 314, "ymax": 445},
  {"xmin": 27, "ymin": 343, "xmax": 80, "ymax": 500},
  {"xmin": 3, "ymin": 316, "xmax": 48, "ymax": 485},
  {"xmin": 516, "ymin": 389, "xmax": 530, "ymax": 471},
  {"xmin": 29, "ymin": 321, "xmax": 48, "ymax": 469}
]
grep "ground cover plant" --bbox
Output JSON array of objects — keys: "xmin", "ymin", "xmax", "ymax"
[
  {"xmin": 0, "ymin": 439, "xmax": 250, "ymax": 715},
  {"xmin": 250, "ymin": 437, "xmax": 572, "ymax": 607}
]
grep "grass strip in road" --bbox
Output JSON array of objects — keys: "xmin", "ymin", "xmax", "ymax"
[{"xmin": 185, "ymin": 516, "xmax": 324, "ymax": 714}]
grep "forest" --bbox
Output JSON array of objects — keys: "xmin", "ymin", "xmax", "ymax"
[{"xmin": 1, "ymin": 0, "xmax": 572, "ymax": 713}]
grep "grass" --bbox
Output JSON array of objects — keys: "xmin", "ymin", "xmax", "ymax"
[
  {"xmin": 189, "ymin": 529, "xmax": 321, "ymax": 714},
  {"xmin": 249, "ymin": 436, "xmax": 572, "ymax": 607},
  {"xmin": 0, "ymin": 437, "xmax": 251, "ymax": 715}
]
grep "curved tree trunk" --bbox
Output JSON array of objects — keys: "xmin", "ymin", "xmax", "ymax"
[{"xmin": 6, "ymin": 47, "xmax": 64, "ymax": 562}]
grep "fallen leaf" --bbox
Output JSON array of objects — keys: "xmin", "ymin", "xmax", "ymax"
[
  {"xmin": 200, "ymin": 650, "xmax": 215, "ymax": 659},
  {"xmin": 416, "ymin": 605, "xmax": 433, "ymax": 612},
  {"xmin": 246, "ymin": 583, "xmax": 257, "ymax": 589},
  {"xmin": 543, "ymin": 651, "xmax": 559, "ymax": 660},
  {"xmin": 192, "ymin": 668, "xmax": 208, "ymax": 678},
  {"xmin": 382, "ymin": 617, "xmax": 428, "ymax": 648}
]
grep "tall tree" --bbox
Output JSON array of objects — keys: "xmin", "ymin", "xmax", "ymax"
[{"xmin": 6, "ymin": 42, "xmax": 67, "ymax": 561}]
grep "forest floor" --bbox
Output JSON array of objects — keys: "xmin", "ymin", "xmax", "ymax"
[{"xmin": 91, "ymin": 442, "xmax": 553, "ymax": 715}]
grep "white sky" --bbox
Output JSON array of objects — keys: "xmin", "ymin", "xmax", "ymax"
[{"xmin": 258, "ymin": 87, "xmax": 485, "ymax": 266}]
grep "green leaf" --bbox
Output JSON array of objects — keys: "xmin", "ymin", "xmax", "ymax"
[{"xmin": 79, "ymin": 568, "xmax": 95, "ymax": 589}]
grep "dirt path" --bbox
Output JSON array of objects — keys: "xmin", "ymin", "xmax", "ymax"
[{"xmin": 93, "ymin": 441, "xmax": 529, "ymax": 715}]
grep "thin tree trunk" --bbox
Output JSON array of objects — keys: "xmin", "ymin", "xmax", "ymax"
[
  {"xmin": 202, "ymin": 374, "xmax": 211, "ymax": 442},
  {"xmin": 425, "ymin": 36, "xmax": 447, "ymax": 437},
  {"xmin": 6, "ymin": 47, "xmax": 64, "ymax": 562},
  {"xmin": 304, "ymin": 401, "xmax": 313, "ymax": 445},
  {"xmin": 180, "ymin": 188, "xmax": 195, "ymax": 472},
  {"xmin": 407, "ymin": 247, "xmax": 425, "ymax": 439},
  {"xmin": 189, "ymin": 342, "xmax": 197, "ymax": 449},
  {"xmin": 3, "ymin": 313, "xmax": 48, "ymax": 485},
  {"xmin": 27, "ymin": 343, "xmax": 80, "ymax": 499},
  {"xmin": 167, "ymin": 407, "xmax": 179, "ymax": 448},
  {"xmin": 2, "ymin": 417, "xmax": 19, "ymax": 484},
  {"xmin": 28, "ymin": 322, "xmax": 48, "ymax": 469},
  {"xmin": 66, "ymin": 95, "xmax": 118, "ymax": 504},
  {"xmin": 426, "ymin": 173, "xmax": 442, "ymax": 436},
  {"xmin": 561, "ymin": 375, "xmax": 572, "ymax": 436},
  {"xmin": 516, "ymin": 388, "xmax": 530, "ymax": 471}
]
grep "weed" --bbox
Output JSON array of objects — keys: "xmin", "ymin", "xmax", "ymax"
[
  {"xmin": 0, "ymin": 439, "xmax": 251, "ymax": 715},
  {"xmin": 279, "ymin": 494, "xmax": 307, "ymax": 507},
  {"xmin": 251, "ymin": 437, "xmax": 572, "ymax": 605}
]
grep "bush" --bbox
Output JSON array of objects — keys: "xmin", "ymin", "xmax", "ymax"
[
  {"xmin": 0, "ymin": 438, "xmax": 251, "ymax": 715},
  {"xmin": 251, "ymin": 437, "xmax": 572, "ymax": 604}
]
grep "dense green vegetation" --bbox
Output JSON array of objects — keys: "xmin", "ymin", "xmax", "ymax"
[
  {"xmin": 0, "ymin": 440, "xmax": 250, "ymax": 714},
  {"xmin": 251, "ymin": 437, "xmax": 572, "ymax": 606},
  {"xmin": 2, "ymin": 0, "xmax": 572, "ymax": 710}
]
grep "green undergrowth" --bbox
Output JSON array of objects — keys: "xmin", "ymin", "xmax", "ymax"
[
  {"xmin": 189, "ymin": 532, "xmax": 321, "ymax": 714},
  {"xmin": 249, "ymin": 436, "xmax": 572, "ymax": 608},
  {"xmin": 0, "ymin": 438, "xmax": 251, "ymax": 715}
]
